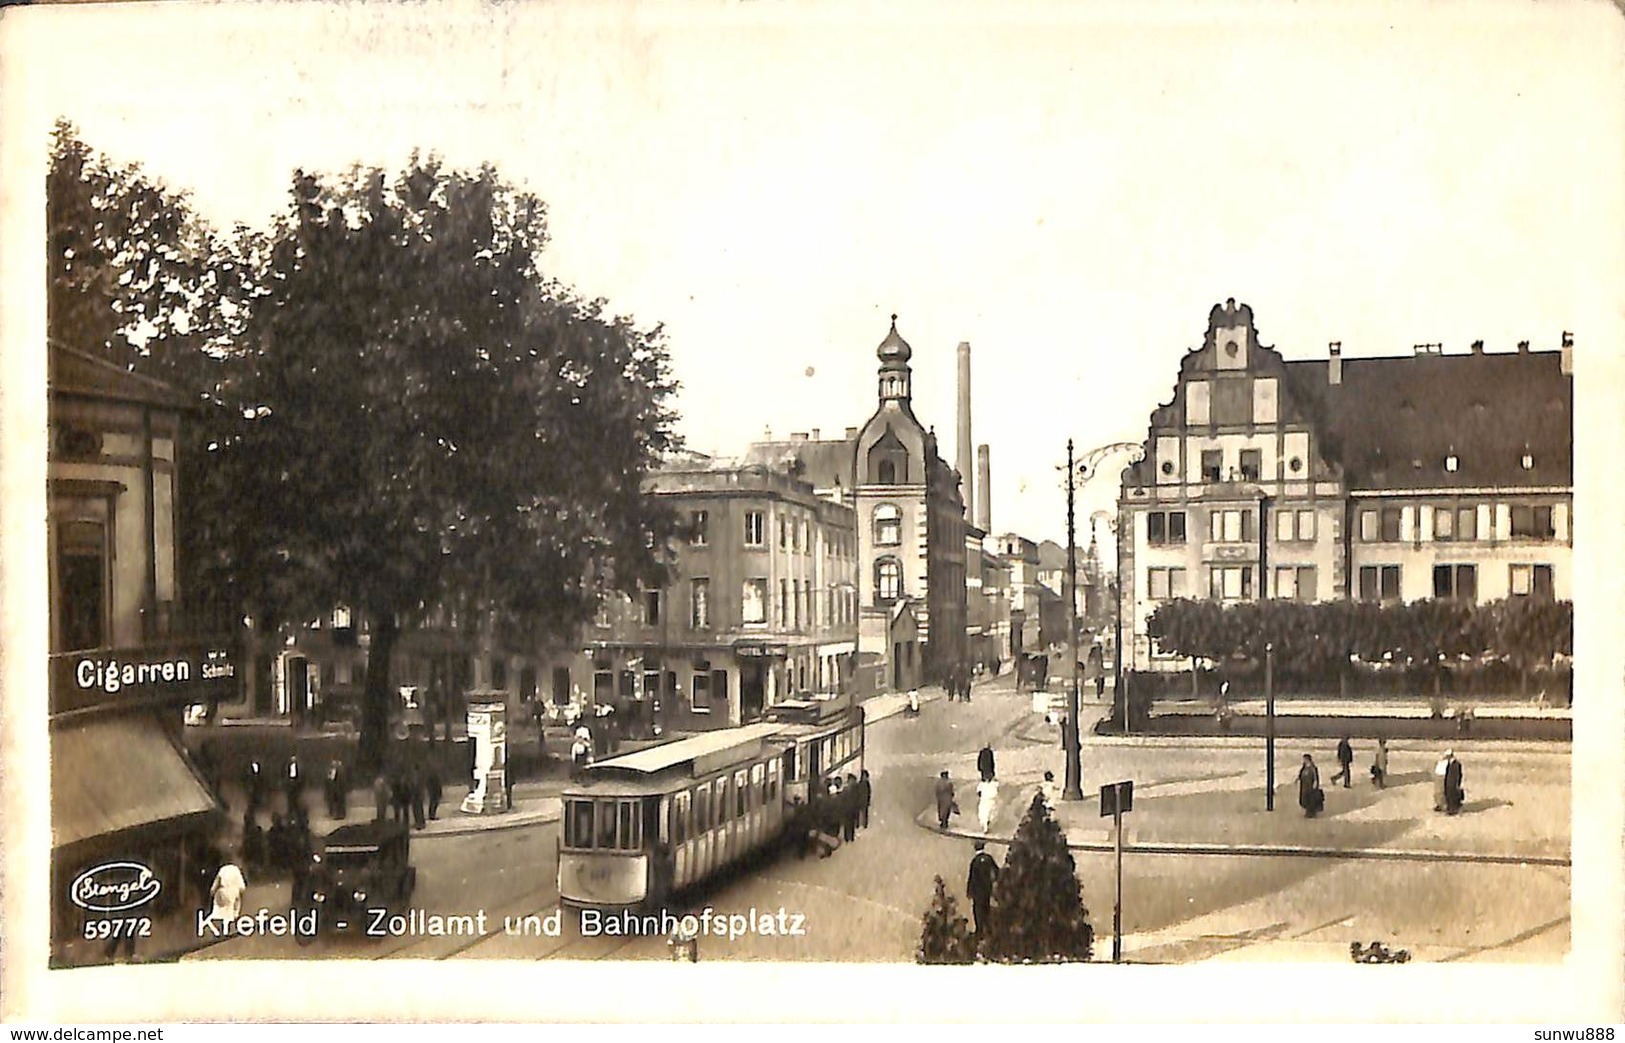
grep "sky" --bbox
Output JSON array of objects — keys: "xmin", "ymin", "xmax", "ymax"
[{"xmin": 6, "ymin": 0, "xmax": 1623, "ymax": 551}]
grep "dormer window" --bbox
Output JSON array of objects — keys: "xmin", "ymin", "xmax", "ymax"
[
  {"xmin": 1445, "ymin": 454, "xmax": 1459, "ymax": 473},
  {"xmin": 1521, "ymin": 451, "xmax": 1534, "ymax": 470}
]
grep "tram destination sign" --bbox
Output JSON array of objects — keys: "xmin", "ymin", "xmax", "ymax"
[{"xmin": 51, "ymin": 643, "xmax": 237, "ymax": 714}]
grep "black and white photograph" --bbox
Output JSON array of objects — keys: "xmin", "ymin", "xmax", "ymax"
[{"xmin": 2, "ymin": 0, "xmax": 1622, "ymax": 1025}]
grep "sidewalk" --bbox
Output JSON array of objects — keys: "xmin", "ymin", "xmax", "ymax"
[{"xmin": 917, "ymin": 718, "xmax": 1570, "ymax": 866}]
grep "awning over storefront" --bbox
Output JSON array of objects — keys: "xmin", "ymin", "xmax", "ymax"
[{"xmin": 51, "ymin": 714, "xmax": 219, "ymax": 854}]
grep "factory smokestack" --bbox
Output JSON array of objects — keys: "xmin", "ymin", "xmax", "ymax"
[
  {"xmin": 977, "ymin": 444, "xmax": 991, "ymax": 532},
  {"xmin": 957, "ymin": 341, "xmax": 972, "ymax": 513}
]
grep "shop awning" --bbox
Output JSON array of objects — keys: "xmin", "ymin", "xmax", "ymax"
[{"xmin": 52, "ymin": 714, "xmax": 219, "ymax": 853}]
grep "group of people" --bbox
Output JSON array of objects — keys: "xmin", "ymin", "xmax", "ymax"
[
  {"xmin": 1297, "ymin": 738, "xmax": 1466, "ymax": 817},
  {"xmin": 788, "ymin": 771, "xmax": 873, "ymax": 858},
  {"xmin": 371, "ymin": 759, "xmax": 446, "ymax": 829},
  {"xmin": 934, "ymin": 743, "xmax": 1006, "ymax": 834}
]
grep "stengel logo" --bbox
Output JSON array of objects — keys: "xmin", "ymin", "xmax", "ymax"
[{"xmin": 70, "ymin": 861, "xmax": 162, "ymax": 912}]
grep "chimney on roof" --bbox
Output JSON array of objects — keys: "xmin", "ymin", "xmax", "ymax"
[
  {"xmin": 845, "ymin": 426, "xmax": 857, "ymax": 439},
  {"xmin": 1470, "ymin": 340, "xmax": 1484, "ymax": 354},
  {"xmin": 1328, "ymin": 342, "xmax": 1342, "ymax": 385},
  {"xmin": 1561, "ymin": 331, "xmax": 1573, "ymax": 375},
  {"xmin": 1517, "ymin": 340, "xmax": 1530, "ymax": 354},
  {"xmin": 811, "ymin": 428, "xmax": 820, "ymax": 440},
  {"xmin": 791, "ymin": 432, "xmax": 808, "ymax": 441}
]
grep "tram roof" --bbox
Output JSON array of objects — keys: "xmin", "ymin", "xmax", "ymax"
[{"xmin": 587, "ymin": 722, "xmax": 785, "ymax": 778}]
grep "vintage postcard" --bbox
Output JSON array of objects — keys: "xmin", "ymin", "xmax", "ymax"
[{"xmin": 2, "ymin": 0, "xmax": 1623, "ymax": 1025}]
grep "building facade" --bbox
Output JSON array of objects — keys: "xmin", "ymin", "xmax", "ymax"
[
  {"xmin": 48, "ymin": 345, "xmax": 233, "ymax": 961},
  {"xmin": 582, "ymin": 458, "xmax": 860, "ymax": 731},
  {"xmin": 996, "ymin": 533, "xmax": 1043, "ymax": 658},
  {"xmin": 1118, "ymin": 300, "xmax": 1574, "ymax": 672}
]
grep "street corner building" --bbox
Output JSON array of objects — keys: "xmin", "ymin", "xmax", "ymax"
[
  {"xmin": 1117, "ymin": 300, "xmax": 1573, "ymax": 672},
  {"xmin": 745, "ymin": 315, "xmax": 970, "ymax": 695},
  {"xmin": 46, "ymin": 344, "xmax": 236, "ymax": 963}
]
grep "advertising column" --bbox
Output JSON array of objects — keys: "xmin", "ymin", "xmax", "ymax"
[{"xmin": 460, "ymin": 696, "xmax": 508, "ymax": 815}]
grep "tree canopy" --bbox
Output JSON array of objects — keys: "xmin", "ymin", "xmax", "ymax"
[{"xmin": 50, "ymin": 129, "xmax": 682, "ymax": 765}]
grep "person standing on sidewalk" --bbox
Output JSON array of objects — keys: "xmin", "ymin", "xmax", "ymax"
[
  {"xmin": 1371, "ymin": 738, "xmax": 1389, "ymax": 789},
  {"xmin": 1334, "ymin": 736, "xmax": 1354, "ymax": 788},
  {"xmin": 244, "ymin": 758, "xmax": 266, "ymax": 819},
  {"xmin": 965, "ymin": 841, "xmax": 999, "ymax": 939},
  {"xmin": 207, "ymin": 851, "xmax": 247, "ymax": 932},
  {"xmin": 856, "ymin": 769, "xmax": 872, "ymax": 829},
  {"xmin": 372, "ymin": 773, "xmax": 391, "ymax": 822},
  {"xmin": 1040, "ymin": 770, "xmax": 1061, "ymax": 816},
  {"xmin": 283, "ymin": 754, "xmax": 306, "ymax": 818},
  {"xmin": 1436, "ymin": 750, "xmax": 1465, "ymax": 814},
  {"xmin": 935, "ymin": 771, "xmax": 958, "ymax": 830},
  {"xmin": 1297, "ymin": 754, "xmax": 1323, "ymax": 818}
]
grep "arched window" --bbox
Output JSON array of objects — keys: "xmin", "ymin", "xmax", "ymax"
[
  {"xmin": 873, "ymin": 504, "xmax": 901, "ymax": 546},
  {"xmin": 875, "ymin": 558, "xmax": 902, "ymax": 603}
]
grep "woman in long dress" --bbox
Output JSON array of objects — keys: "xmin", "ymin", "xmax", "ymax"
[{"xmin": 976, "ymin": 777, "xmax": 1000, "ymax": 833}]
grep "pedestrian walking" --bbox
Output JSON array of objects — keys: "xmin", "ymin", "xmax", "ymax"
[
  {"xmin": 1095, "ymin": 673, "xmax": 1106, "ymax": 701},
  {"xmin": 1435, "ymin": 750, "xmax": 1465, "ymax": 814},
  {"xmin": 1334, "ymin": 736, "xmax": 1354, "ymax": 788},
  {"xmin": 372, "ymin": 774, "xmax": 390, "ymax": 822},
  {"xmin": 240, "ymin": 811, "xmax": 266, "ymax": 873},
  {"xmin": 856, "ymin": 769, "xmax": 872, "ymax": 829},
  {"xmin": 976, "ymin": 776, "xmax": 1000, "ymax": 834},
  {"xmin": 977, "ymin": 744, "xmax": 996, "ymax": 782},
  {"xmin": 425, "ymin": 763, "xmax": 443, "ymax": 820},
  {"xmin": 934, "ymin": 771, "xmax": 959, "ymax": 831},
  {"xmin": 1371, "ymin": 738, "xmax": 1389, "ymax": 789},
  {"xmin": 390, "ymin": 768, "xmax": 412, "ymax": 825},
  {"xmin": 965, "ymin": 841, "xmax": 999, "ymax": 939},
  {"xmin": 206, "ymin": 851, "xmax": 247, "ymax": 932},
  {"xmin": 504, "ymin": 765, "xmax": 516, "ymax": 811},
  {"xmin": 1297, "ymin": 754, "xmax": 1323, "ymax": 818},
  {"xmin": 1039, "ymin": 770, "xmax": 1060, "ymax": 816},
  {"xmin": 571, "ymin": 730, "xmax": 592, "ymax": 780}
]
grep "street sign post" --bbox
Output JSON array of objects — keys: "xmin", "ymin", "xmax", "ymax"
[{"xmin": 1099, "ymin": 780, "xmax": 1133, "ymax": 963}]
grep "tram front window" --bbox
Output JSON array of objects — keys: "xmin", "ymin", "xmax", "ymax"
[
  {"xmin": 597, "ymin": 801, "xmax": 619, "ymax": 848},
  {"xmin": 567, "ymin": 800, "xmax": 595, "ymax": 848}
]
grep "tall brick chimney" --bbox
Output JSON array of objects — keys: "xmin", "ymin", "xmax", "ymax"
[
  {"xmin": 957, "ymin": 342, "xmax": 973, "ymax": 512},
  {"xmin": 1328, "ymin": 342, "xmax": 1342, "ymax": 386},
  {"xmin": 976, "ymin": 444, "xmax": 991, "ymax": 532}
]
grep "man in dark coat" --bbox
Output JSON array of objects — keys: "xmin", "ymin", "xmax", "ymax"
[
  {"xmin": 1443, "ymin": 751, "xmax": 1465, "ymax": 815},
  {"xmin": 856, "ymin": 770, "xmax": 872, "ymax": 829},
  {"xmin": 425, "ymin": 763, "xmax": 443, "ymax": 820},
  {"xmin": 839, "ymin": 774, "xmax": 859, "ymax": 842},
  {"xmin": 283, "ymin": 755, "xmax": 305, "ymax": 818},
  {"xmin": 977, "ymin": 744, "xmax": 996, "ymax": 782},
  {"xmin": 966, "ymin": 840, "xmax": 999, "ymax": 938},
  {"xmin": 1297, "ymin": 754, "xmax": 1322, "ymax": 818},
  {"xmin": 244, "ymin": 759, "xmax": 266, "ymax": 818},
  {"xmin": 934, "ymin": 771, "xmax": 957, "ymax": 830},
  {"xmin": 1334, "ymin": 736, "xmax": 1354, "ymax": 788},
  {"xmin": 325, "ymin": 759, "xmax": 349, "ymax": 820},
  {"xmin": 390, "ymin": 768, "xmax": 413, "ymax": 825},
  {"xmin": 407, "ymin": 762, "xmax": 427, "ymax": 830}
]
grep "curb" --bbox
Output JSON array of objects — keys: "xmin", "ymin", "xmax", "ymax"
[{"xmin": 912, "ymin": 808, "xmax": 1569, "ymax": 867}]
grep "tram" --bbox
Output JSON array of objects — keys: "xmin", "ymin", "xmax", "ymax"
[{"xmin": 557, "ymin": 694, "xmax": 865, "ymax": 910}]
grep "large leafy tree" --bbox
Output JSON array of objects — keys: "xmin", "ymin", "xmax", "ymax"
[
  {"xmin": 981, "ymin": 794, "xmax": 1095, "ymax": 963},
  {"xmin": 227, "ymin": 157, "xmax": 680, "ymax": 766}
]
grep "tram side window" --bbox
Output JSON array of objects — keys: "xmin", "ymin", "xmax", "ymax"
[
  {"xmin": 619, "ymin": 801, "xmax": 639, "ymax": 851},
  {"xmin": 782, "ymin": 748, "xmax": 798, "ymax": 783},
  {"xmin": 567, "ymin": 800, "xmax": 595, "ymax": 848},
  {"xmin": 597, "ymin": 801, "xmax": 618, "ymax": 848},
  {"xmin": 765, "ymin": 760, "xmax": 778, "ymax": 803},
  {"xmin": 698, "ymin": 784, "xmax": 712, "ymax": 833},
  {"xmin": 715, "ymin": 779, "xmax": 730, "ymax": 823},
  {"xmin": 672, "ymin": 792, "xmax": 689, "ymax": 844},
  {"xmin": 736, "ymin": 769, "xmax": 749, "ymax": 816}
]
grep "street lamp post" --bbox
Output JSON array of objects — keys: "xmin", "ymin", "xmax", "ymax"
[{"xmin": 1063, "ymin": 440, "xmax": 1083, "ymax": 801}]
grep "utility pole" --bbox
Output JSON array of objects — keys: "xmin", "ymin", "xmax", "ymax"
[
  {"xmin": 1265, "ymin": 642, "xmax": 1276, "ymax": 811},
  {"xmin": 1063, "ymin": 439, "xmax": 1083, "ymax": 801}
]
